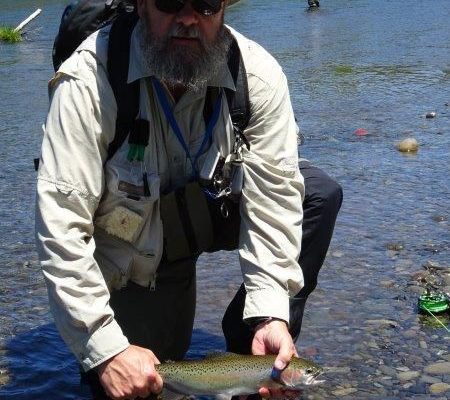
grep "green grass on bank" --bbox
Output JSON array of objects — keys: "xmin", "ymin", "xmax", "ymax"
[{"xmin": 0, "ymin": 26, "xmax": 22, "ymax": 43}]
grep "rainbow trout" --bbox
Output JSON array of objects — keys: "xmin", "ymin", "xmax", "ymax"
[{"xmin": 156, "ymin": 353, "xmax": 323, "ymax": 398}]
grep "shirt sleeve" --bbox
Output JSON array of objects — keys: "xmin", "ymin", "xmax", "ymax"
[
  {"xmin": 35, "ymin": 50, "xmax": 129, "ymax": 371},
  {"xmin": 239, "ymin": 63, "xmax": 305, "ymax": 324}
]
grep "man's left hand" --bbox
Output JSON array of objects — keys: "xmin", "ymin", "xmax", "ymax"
[{"xmin": 251, "ymin": 319, "xmax": 301, "ymax": 399}]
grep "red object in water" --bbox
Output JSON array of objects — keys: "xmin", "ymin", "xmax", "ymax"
[{"xmin": 354, "ymin": 128, "xmax": 368, "ymax": 136}]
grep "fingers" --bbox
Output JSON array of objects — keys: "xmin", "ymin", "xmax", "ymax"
[
  {"xmin": 274, "ymin": 334, "xmax": 296, "ymax": 370},
  {"xmin": 252, "ymin": 320, "xmax": 302, "ymax": 399},
  {"xmin": 143, "ymin": 350, "xmax": 163, "ymax": 394},
  {"xmin": 259, "ymin": 387, "xmax": 271, "ymax": 398},
  {"xmin": 149, "ymin": 370, "xmax": 163, "ymax": 394}
]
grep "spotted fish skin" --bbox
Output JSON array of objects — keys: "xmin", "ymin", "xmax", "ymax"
[{"xmin": 156, "ymin": 353, "xmax": 323, "ymax": 397}]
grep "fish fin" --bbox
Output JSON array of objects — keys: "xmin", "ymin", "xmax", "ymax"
[{"xmin": 205, "ymin": 351, "xmax": 240, "ymax": 359}]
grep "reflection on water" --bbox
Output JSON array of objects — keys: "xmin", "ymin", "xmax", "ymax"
[{"xmin": 1, "ymin": 0, "xmax": 449, "ymax": 398}]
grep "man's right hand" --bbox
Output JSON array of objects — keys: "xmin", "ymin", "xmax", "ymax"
[{"xmin": 97, "ymin": 344, "xmax": 163, "ymax": 400}]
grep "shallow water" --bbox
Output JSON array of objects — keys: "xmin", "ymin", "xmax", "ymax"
[{"xmin": 1, "ymin": 0, "xmax": 449, "ymax": 399}]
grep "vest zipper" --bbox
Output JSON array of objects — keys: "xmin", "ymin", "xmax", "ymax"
[{"xmin": 149, "ymin": 273, "xmax": 157, "ymax": 291}]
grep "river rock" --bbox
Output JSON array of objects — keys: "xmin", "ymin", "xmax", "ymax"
[
  {"xmin": 409, "ymin": 285, "xmax": 426, "ymax": 295},
  {"xmin": 426, "ymin": 111, "xmax": 437, "ymax": 118},
  {"xmin": 397, "ymin": 138, "xmax": 419, "ymax": 152},
  {"xmin": 407, "ymin": 382, "xmax": 427, "ymax": 394},
  {"xmin": 0, "ymin": 371, "xmax": 9, "ymax": 386},
  {"xmin": 421, "ymin": 375, "xmax": 442, "ymax": 384},
  {"xmin": 429, "ymin": 383, "xmax": 450, "ymax": 394},
  {"xmin": 379, "ymin": 365, "xmax": 397, "ymax": 377},
  {"xmin": 423, "ymin": 261, "xmax": 447, "ymax": 271},
  {"xmin": 386, "ymin": 243, "xmax": 404, "ymax": 251},
  {"xmin": 424, "ymin": 362, "xmax": 450, "ymax": 375},
  {"xmin": 380, "ymin": 279, "xmax": 395, "ymax": 288},
  {"xmin": 331, "ymin": 388, "xmax": 358, "ymax": 396},
  {"xmin": 366, "ymin": 319, "xmax": 399, "ymax": 329},
  {"xmin": 432, "ymin": 215, "xmax": 448, "ymax": 223},
  {"xmin": 326, "ymin": 366, "xmax": 352, "ymax": 374},
  {"xmin": 398, "ymin": 371, "xmax": 420, "ymax": 381},
  {"xmin": 442, "ymin": 273, "xmax": 450, "ymax": 286}
]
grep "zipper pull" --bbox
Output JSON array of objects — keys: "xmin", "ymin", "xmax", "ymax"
[
  {"xmin": 149, "ymin": 273, "xmax": 157, "ymax": 291},
  {"xmin": 143, "ymin": 172, "xmax": 151, "ymax": 197},
  {"xmin": 230, "ymin": 160, "xmax": 244, "ymax": 196}
]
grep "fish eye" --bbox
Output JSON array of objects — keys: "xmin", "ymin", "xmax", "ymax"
[{"xmin": 305, "ymin": 368, "xmax": 313, "ymax": 374}]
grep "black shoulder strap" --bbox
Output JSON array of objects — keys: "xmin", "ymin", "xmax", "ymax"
[
  {"xmin": 106, "ymin": 10, "xmax": 139, "ymax": 161},
  {"xmin": 225, "ymin": 37, "xmax": 251, "ymax": 136}
]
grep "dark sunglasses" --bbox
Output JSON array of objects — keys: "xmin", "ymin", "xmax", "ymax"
[{"xmin": 155, "ymin": 0, "xmax": 223, "ymax": 16}]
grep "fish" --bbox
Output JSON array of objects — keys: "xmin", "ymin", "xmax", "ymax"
[{"xmin": 155, "ymin": 353, "xmax": 323, "ymax": 399}]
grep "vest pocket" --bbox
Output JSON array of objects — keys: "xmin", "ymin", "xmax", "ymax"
[
  {"xmin": 94, "ymin": 228, "xmax": 135, "ymax": 290},
  {"xmin": 94, "ymin": 173, "xmax": 162, "ymax": 289},
  {"xmin": 160, "ymin": 182, "xmax": 214, "ymax": 262}
]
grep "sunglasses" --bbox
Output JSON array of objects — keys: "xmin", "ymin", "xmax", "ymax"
[{"xmin": 155, "ymin": 0, "xmax": 223, "ymax": 16}]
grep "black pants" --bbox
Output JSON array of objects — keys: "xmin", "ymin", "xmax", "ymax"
[
  {"xmin": 83, "ymin": 161, "xmax": 343, "ymax": 398},
  {"xmin": 222, "ymin": 160, "xmax": 343, "ymax": 354}
]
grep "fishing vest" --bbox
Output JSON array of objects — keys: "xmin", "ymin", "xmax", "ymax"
[{"xmin": 50, "ymin": 0, "xmax": 252, "ymax": 258}]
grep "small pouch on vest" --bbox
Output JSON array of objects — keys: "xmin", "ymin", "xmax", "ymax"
[{"xmin": 160, "ymin": 182, "xmax": 214, "ymax": 262}]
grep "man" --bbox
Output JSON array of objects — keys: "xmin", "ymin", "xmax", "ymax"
[
  {"xmin": 36, "ymin": 1, "xmax": 342, "ymax": 399},
  {"xmin": 308, "ymin": 0, "xmax": 320, "ymax": 8}
]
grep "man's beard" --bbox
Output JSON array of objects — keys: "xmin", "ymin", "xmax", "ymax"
[{"xmin": 138, "ymin": 18, "xmax": 232, "ymax": 92}]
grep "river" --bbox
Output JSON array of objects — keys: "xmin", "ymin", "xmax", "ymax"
[{"xmin": 0, "ymin": 0, "xmax": 449, "ymax": 398}]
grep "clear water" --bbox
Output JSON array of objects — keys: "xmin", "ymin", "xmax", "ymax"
[{"xmin": 0, "ymin": 0, "xmax": 449, "ymax": 399}]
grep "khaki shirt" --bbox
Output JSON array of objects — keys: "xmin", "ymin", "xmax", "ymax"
[{"xmin": 35, "ymin": 22, "xmax": 304, "ymax": 371}]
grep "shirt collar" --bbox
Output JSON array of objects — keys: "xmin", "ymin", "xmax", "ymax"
[{"xmin": 127, "ymin": 20, "xmax": 236, "ymax": 91}]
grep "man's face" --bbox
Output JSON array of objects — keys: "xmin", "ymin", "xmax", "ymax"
[
  {"xmin": 136, "ymin": 0, "xmax": 231, "ymax": 90},
  {"xmin": 137, "ymin": 0, "xmax": 225, "ymax": 48}
]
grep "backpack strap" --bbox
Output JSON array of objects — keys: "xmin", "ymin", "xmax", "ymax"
[
  {"xmin": 203, "ymin": 36, "xmax": 250, "ymax": 149},
  {"xmin": 106, "ymin": 10, "xmax": 140, "ymax": 161},
  {"xmin": 224, "ymin": 37, "xmax": 251, "ymax": 144}
]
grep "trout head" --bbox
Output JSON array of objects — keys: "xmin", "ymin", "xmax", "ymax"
[{"xmin": 275, "ymin": 358, "xmax": 323, "ymax": 388}]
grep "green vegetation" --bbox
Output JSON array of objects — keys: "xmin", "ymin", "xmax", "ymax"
[
  {"xmin": 334, "ymin": 65, "xmax": 353, "ymax": 74},
  {"xmin": 0, "ymin": 26, "xmax": 22, "ymax": 43}
]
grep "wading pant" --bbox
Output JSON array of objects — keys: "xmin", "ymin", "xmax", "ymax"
[{"xmin": 83, "ymin": 160, "xmax": 343, "ymax": 399}]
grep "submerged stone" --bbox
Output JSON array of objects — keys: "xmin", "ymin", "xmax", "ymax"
[
  {"xmin": 0, "ymin": 369, "xmax": 10, "ymax": 387},
  {"xmin": 397, "ymin": 138, "xmax": 419, "ymax": 152},
  {"xmin": 425, "ymin": 362, "xmax": 450, "ymax": 375},
  {"xmin": 387, "ymin": 243, "xmax": 404, "ymax": 251},
  {"xmin": 429, "ymin": 383, "xmax": 450, "ymax": 394},
  {"xmin": 398, "ymin": 371, "xmax": 420, "ymax": 381}
]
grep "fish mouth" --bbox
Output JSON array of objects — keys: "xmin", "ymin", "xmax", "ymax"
[{"xmin": 306, "ymin": 371, "xmax": 325, "ymax": 386}]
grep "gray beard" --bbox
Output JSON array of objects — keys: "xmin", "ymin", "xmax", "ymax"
[{"xmin": 138, "ymin": 19, "xmax": 232, "ymax": 92}]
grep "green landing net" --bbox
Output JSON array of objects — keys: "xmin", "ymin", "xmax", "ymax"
[{"xmin": 418, "ymin": 291, "xmax": 450, "ymax": 314}]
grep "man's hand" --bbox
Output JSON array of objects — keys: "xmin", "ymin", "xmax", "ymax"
[
  {"xmin": 251, "ymin": 319, "xmax": 300, "ymax": 399},
  {"xmin": 97, "ymin": 344, "xmax": 163, "ymax": 400}
]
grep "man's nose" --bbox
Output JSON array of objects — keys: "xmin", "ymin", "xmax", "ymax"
[{"xmin": 175, "ymin": 1, "xmax": 199, "ymax": 26}]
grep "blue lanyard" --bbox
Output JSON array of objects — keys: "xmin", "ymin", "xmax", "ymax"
[{"xmin": 152, "ymin": 77, "xmax": 223, "ymax": 177}]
